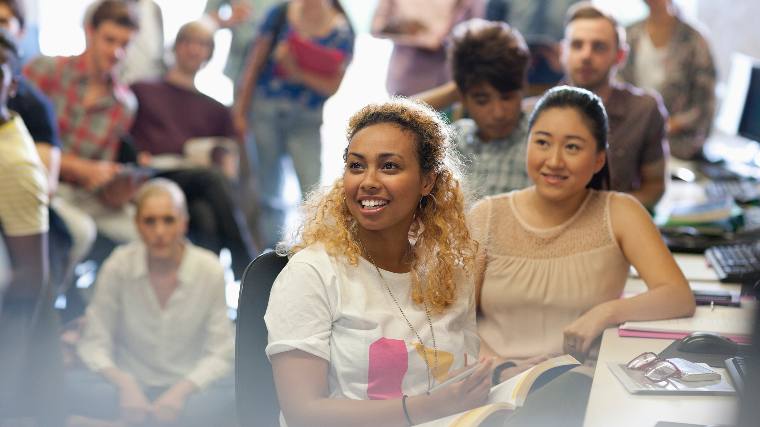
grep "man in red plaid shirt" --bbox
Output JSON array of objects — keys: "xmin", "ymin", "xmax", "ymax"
[{"xmin": 24, "ymin": 0, "xmax": 140, "ymax": 244}]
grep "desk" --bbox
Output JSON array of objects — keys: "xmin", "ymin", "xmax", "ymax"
[
  {"xmin": 583, "ymin": 329, "xmax": 739, "ymax": 427},
  {"xmin": 584, "ymin": 253, "xmax": 747, "ymax": 427}
]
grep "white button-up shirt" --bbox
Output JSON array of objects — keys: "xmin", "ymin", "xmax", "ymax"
[{"xmin": 78, "ymin": 241, "xmax": 234, "ymax": 389}]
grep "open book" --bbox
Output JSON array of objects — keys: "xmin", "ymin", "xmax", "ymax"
[{"xmin": 417, "ymin": 355, "xmax": 580, "ymax": 427}]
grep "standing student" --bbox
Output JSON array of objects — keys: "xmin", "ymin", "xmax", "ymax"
[
  {"xmin": 264, "ymin": 99, "xmax": 493, "ymax": 426},
  {"xmin": 470, "ymin": 86, "xmax": 695, "ymax": 384},
  {"xmin": 234, "ymin": 0, "xmax": 354, "ymax": 249},
  {"xmin": 619, "ymin": 0, "xmax": 716, "ymax": 160},
  {"xmin": 371, "ymin": 0, "xmax": 485, "ymax": 97}
]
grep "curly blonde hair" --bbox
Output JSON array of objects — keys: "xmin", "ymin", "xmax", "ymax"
[{"xmin": 285, "ymin": 98, "xmax": 477, "ymax": 312}]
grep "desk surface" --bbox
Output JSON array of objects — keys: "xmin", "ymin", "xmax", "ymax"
[{"xmin": 583, "ymin": 329, "xmax": 740, "ymax": 427}]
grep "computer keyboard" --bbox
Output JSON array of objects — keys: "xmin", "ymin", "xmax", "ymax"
[
  {"xmin": 705, "ymin": 180, "xmax": 760, "ymax": 204},
  {"xmin": 705, "ymin": 241, "xmax": 760, "ymax": 283},
  {"xmin": 725, "ymin": 356, "xmax": 747, "ymax": 392}
]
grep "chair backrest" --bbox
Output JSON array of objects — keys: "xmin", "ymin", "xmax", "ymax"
[{"xmin": 235, "ymin": 251, "xmax": 289, "ymax": 427}]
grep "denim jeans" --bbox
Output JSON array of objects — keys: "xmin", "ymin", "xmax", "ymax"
[{"xmin": 248, "ymin": 97, "xmax": 323, "ymax": 248}]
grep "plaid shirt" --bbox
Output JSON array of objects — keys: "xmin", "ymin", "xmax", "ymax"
[
  {"xmin": 23, "ymin": 54, "xmax": 136, "ymax": 161},
  {"xmin": 453, "ymin": 114, "xmax": 531, "ymax": 199}
]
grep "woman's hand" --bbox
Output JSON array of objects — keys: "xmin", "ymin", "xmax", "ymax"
[
  {"xmin": 494, "ymin": 354, "xmax": 550, "ymax": 383},
  {"xmin": 232, "ymin": 104, "xmax": 248, "ymax": 136},
  {"xmin": 563, "ymin": 303, "xmax": 615, "ymax": 360},
  {"xmin": 273, "ymin": 42, "xmax": 302, "ymax": 82},
  {"xmin": 422, "ymin": 358, "xmax": 493, "ymax": 417},
  {"xmin": 118, "ymin": 380, "xmax": 151, "ymax": 425}
]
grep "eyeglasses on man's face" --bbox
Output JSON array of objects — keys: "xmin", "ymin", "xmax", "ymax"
[{"xmin": 626, "ymin": 352, "xmax": 683, "ymax": 382}]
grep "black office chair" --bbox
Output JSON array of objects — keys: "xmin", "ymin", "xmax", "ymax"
[{"xmin": 235, "ymin": 250, "xmax": 289, "ymax": 427}]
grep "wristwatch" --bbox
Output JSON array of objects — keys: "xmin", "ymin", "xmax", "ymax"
[{"xmin": 491, "ymin": 360, "xmax": 517, "ymax": 385}]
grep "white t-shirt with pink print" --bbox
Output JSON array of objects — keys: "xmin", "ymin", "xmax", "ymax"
[{"xmin": 265, "ymin": 244, "xmax": 479, "ymax": 402}]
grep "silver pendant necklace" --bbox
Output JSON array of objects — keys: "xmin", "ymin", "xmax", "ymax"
[{"xmin": 361, "ymin": 242, "xmax": 439, "ymax": 394}]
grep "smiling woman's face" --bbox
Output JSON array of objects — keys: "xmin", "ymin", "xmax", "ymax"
[
  {"xmin": 343, "ymin": 123, "xmax": 435, "ymax": 239},
  {"xmin": 526, "ymin": 107, "xmax": 605, "ymax": 202}
]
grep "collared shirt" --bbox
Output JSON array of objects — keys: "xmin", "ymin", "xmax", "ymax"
[
  {"xmin": 453, "ymin": 114, "xmax": 531, "ymax": 199},
  {"xmin": 23, "ymin": 54, "xmax": 136, "ymax": 161},
  {"xmin": 604, "ymin": 82, "xmax": 669, "ymax": 193},
  {"xmin": 620, "ymin": 15, "xmax": 716, "ymax": 159},
  {"xmin": 77, "ymin": 241, "xmax": 234, "ymax": 390}
]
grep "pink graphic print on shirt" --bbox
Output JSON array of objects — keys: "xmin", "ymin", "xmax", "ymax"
[{"xmin": 367, "ymin": 337, "xmax": 407, "ymax": 399}]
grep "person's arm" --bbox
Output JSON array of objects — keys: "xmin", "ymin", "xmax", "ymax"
[
  {"xmin": 233, "ymin": 34, "xmax": 271, "ymax": 133},
  {"xmin": 629, "ymin": 158, "xmax": 665, "ymax": 210},
  {"xmin": 77, "ymin": 252, "xmax": 151, "ymax": 423},
  {"xmin": 0, "ymin": 162, "xmax": 50, "ymax": 301},
  {"xmin": 34, "ymin": 144, "xmax": 60, "ymax": 195},
  {"xmin": 667, "ymin": 32, "xmax": 716, "ymax": 141},
  {"xmin": 2, "ymin": 233, "xmax": 48, "ymax": 301},
  {"xmin": 272, "ymin": 350, "xmax": 492, "ymax": 427},
  {"xmin": 180, "ymin": 261, "xmax": 234, "ymax": 391},
  {"xmin": 369, "ymin": 0, "xmax": 393, "ymax": 38},
  {"xmin": 413, "ymin": 81, "xmax": 459, "ymax": 111},
  {"xmin": 59, "ymin": 152, "xmax": 121, "ymax": 191},
  {"xmin": 562, "ymin": 194, "xmax": 696, "ymax": 356}
]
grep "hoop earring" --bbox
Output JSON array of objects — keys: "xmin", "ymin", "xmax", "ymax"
[{"xmin": 419, "ymin": 193, "xmax": 437, "ymax": 210}]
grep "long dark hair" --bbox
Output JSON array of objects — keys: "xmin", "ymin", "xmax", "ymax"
[{"xmin": 528, "ymin": 85, "xmax": 610, "ymax": 190}]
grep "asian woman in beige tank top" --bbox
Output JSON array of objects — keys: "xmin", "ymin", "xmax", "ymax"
[{"xmin": 471, "ymin": 86, "xmax": 696, "ymax": 384}]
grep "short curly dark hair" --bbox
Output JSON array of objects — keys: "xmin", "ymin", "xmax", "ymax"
[{"xmin": 449, "ymin": 18, "xmax": 530, "ymax": 94}]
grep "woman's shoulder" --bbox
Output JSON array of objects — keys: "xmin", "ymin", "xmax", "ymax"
[
  {"xmin": 471, "ymin": 191, "xmax": 514, "ymax": 213},
  {"xmin": 289, "ymin": 243, "xmax": 334, "ymax": 265},
  {"xmin": 281, "ymin": 244, "xmax": 343, "ymax": 280},
  {"xmin": 605, "ymin": 190, "xmax": 642, "ymax": 208},
  {"xmin": 606, "ymin": 191, "xmax": 651, "ymax": 230}
]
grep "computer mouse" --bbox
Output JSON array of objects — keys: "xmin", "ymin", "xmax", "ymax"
[{"xmin": 677, "ymin": 331, "xmax": 739, "ymax": 355}]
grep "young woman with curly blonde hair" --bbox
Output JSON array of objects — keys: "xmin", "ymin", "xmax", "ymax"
[{"xmin": 264, "ymin": 98, "xmax": 493, "ymax": 426}]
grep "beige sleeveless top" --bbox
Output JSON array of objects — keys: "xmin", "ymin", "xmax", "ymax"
[{"xmin": 470, "ymin": 190, "xmax": 630, "ymax": 362}]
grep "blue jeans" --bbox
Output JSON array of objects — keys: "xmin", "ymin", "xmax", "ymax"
[
  {"xmin": 248, "ymin": 97, "xmax": 323, "ymax": 248},
  {"xmin": 64, "ymin": 369, "xmax": 236, "ymax": 427}
]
